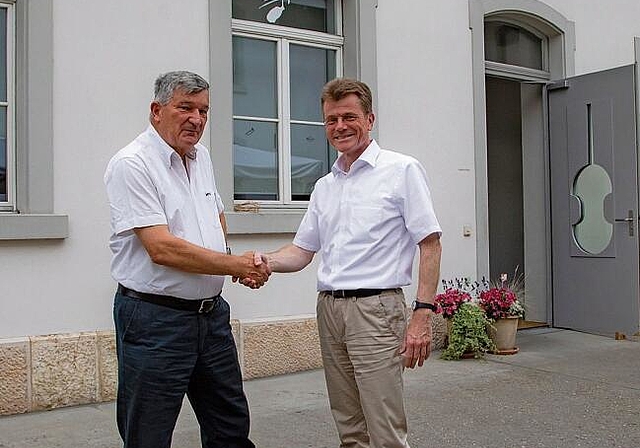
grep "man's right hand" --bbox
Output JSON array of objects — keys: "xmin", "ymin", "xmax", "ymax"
[
  {"xmin": 235, "ymin": 251, "xmax": 271, "ymax": 289},
  {"xmin": 232, "ymin": 244, "xmax": 315, "ymax": 288}
]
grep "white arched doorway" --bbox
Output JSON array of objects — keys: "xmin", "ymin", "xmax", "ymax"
[{"xmin": 469, "ymin": 0, "xmax": 575, "ymax": 325}]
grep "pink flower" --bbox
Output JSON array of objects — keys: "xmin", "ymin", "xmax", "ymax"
[
  {"xmin": 434, "ymin": 288, "xmax": 472, "ymax": 319},
  {"xmin": 478, "ymin": 287, "xmax": 520, "ymax": 320}
]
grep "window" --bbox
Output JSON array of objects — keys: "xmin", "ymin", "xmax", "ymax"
[
  {"xmin": 0, "ymin": 1, "xmax": 68, "ymax": 239},
  {"xmin": 210, "ymin": 0, "xmax": 376, "ymax": 232},
  {"xmin": 232, "ymin": 0, "xmax": 342, "ymax": 205},
  {"xmin": 484, "ymin": 21, "xmax": 543, "ymax": 70},
  {"xmin": 0, "ymin": 2, "xmax": 12, "ymax": 209},
  {"xmin": 483, "ymin": 18, "xmax": 550, "ymax": 83}
]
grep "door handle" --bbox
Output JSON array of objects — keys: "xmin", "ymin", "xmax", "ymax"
[{"xmin": 614, "ymin": 210, "xmax": 635, "ymax": 236}]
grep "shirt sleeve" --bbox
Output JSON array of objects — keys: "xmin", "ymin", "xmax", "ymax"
[
  {"xmin": 203, "ymin": 146, "xmax": 225, "ymax": 213},
  {"xmin": 214, "ymin": 191, "xmax": 224, "ymax": 213},
  {"xmin": 293, "ymin": 192, "xmax": 321, "ymax": 253},
  {"xmin": 398, "ymin": 159, "xmax": 442, "ymax": 244},
  {"xmin": 105, "ymin": 156, "xmax": 167, "ymax": 235}
]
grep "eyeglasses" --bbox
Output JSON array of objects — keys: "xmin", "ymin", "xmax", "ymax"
[{"xmin": 323, "ymin": 114, "xmax": 364, "ymax": 127}]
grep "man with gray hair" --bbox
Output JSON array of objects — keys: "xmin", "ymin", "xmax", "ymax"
[{"xmin": 104, "ymin": 71, "xmax": 266, "ymax": 448}]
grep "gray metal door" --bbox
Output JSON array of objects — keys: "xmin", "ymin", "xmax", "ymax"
[{"xmin": 549, "ymin": 64, "xmax": 640, "ymax": 337}]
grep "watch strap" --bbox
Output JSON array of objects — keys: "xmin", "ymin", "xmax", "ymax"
[{"xmin": 412, "ymin": 300, "xmax": 437, "ymax": 312}]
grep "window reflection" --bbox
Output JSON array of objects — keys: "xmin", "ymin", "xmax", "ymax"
[
  {"xmin": 290, "ymin": 44, "xmax": 335, "ymax": 122},
  {"xmin": 232, "ymin": 0, "xmax": 335, "ymax": 34},
  {"xmin": 290, "ymin": 124, "xmax": 331, "ymax": 200},
  {"xmin": 233, "ymin": 37, "xmax": 278, "ymax": 119},
  {"xmin": 233, "ymin": 120, "xmax": 279, "ymax": 201}
]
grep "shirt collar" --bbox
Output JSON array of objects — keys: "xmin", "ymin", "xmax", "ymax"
[
  {"xmin": 331, "ymin": 139, "xmax": 380, "ymax": 175},
  {"xmin": 146, "ymin": 124, "xmax": 198, "ymax": 168}
]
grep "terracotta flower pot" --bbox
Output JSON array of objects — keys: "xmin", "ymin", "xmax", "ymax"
[{"xmin": 488, "ymin": 316, "xmax": 519, "ymax": 355}]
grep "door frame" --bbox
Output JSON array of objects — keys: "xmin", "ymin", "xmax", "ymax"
[{"xmin": 469, "ymin": 0, "xmax": 575, "ymax": 324}]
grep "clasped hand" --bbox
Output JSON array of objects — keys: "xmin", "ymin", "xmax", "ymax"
[{"xmin": 233, "ymin": 251, "xmax": 271, "ymax": 289}]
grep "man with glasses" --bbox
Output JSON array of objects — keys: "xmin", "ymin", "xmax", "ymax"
[{"xmin": 248, "ymin": 77, "xmax": 442, "ymax": 447}]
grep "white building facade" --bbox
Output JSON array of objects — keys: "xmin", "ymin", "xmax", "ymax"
[{"xmin": 2, "ymin": 0, "xmax": 640, "ymax": 414}]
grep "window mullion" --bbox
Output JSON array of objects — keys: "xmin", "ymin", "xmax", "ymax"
[{"xmin": 280, "ymin": 38, "xmax": 292, "ymax": 205}]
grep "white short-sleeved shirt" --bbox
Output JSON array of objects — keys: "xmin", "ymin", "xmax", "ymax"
[
  {"xmin": 104, "ymin": 125, "xmax": 226, "ymax": 299},
  {"xmin": 293, "ymin": 140, "xmax": 441, "ymax": 291}
]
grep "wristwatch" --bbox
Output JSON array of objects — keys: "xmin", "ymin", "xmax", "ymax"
[{"xmin": 411, "ymin": 300, "xmax": 437, "ymax": 312}]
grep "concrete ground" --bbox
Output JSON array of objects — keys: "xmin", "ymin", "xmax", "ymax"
[{"xmin": 1, "ymin": 328, "xmax": 639, "ymax": 448}]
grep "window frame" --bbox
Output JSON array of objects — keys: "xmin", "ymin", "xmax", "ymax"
[
  {"xmin": 232, "ymin": 17, "xmax": 343, "ymax": 207},
  {"xmin": 0, "ymin": 1, "xmax": 14, "ymax": 211},
  {"xmin": 0, "ymin": 0, "xmax": 68, "ymax": 240},
  {"xmin": 209, "ymin": 0, "xmax": 378, "ymax": 234}
]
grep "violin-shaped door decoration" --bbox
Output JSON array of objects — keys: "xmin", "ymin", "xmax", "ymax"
[{"xmin": 572, "ymin": 103, "xmax": 613, "ymax": 254}]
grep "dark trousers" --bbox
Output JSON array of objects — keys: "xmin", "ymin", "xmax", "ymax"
[{"xmin": 113, "ymin": 292, "xmax": 255, "ymax": 448}]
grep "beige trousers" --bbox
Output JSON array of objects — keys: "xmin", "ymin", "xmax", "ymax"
[{"xmin": 316, "ymin": 290, "xmax": 411, "ymax": 448}]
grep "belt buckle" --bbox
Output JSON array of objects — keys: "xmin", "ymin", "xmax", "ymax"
[{"xmin": 198, "ymin": 299, "xmax": 215, "ymax": 314}]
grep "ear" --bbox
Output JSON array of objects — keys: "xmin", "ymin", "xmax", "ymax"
[
  {"xmin": 150, "ymin": 102, "xmax": 162, "ymax": 123},
  {"xmin": 367, "ymin": 112, "xmax": 375, "ymax": 131}
]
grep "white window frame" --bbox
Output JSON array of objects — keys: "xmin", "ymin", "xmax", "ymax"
[
  {"xmin": 232, "ymin": 8, "xmax": 344, "ymax": 208},
  {"xmin": 209, "ymin": 0, "xmax": 378, "ymax": 234},
  {"xmin": 0, "ymin": 1, "xmax": 14, "ymax": 212},
  {"xmin": 0, "ymin": 0, "xmax": 68, "ymax": 239}
]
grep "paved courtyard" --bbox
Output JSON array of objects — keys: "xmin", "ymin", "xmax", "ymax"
[{"xmin": 1, "ymin": 328, "xmax": 639, "ymax": 448}]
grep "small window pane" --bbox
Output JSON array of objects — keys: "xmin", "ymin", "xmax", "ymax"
[
  {"xmin": 233, "ymin": 0, "xmax": 336, "ymax": 34},
  {"xmin": 572, "ymin": 165, "xmax": 613, "ymax": 255},
  {"xmin": 0, "ymin": 9, "xmax": 6, "ymax": 102},
  {"xmin": 484, "ymin": 21, "xmax": 543, "ymax": 70},
  {"xmin": 290, "ymin": 123, "xmax": 331, "ymax": 200},
  {"xmin": 0, "ymin": 107, "xmax": 6, "ymax": 202},
  {"xmin": 290, "ymin": 44, "xmax": 336, "ymax": 122},
  {"xmin": 233, "ymin": 36, "xmax": 277, "ymax": 118},
  {"xmin": 234, "ymin": 119, "xmax": 279, "ymax": 201}
]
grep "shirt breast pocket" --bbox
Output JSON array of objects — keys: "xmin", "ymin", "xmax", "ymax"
[{"xmin": 204, "ymin": 192, "xmax": 221, "ymax": 218}]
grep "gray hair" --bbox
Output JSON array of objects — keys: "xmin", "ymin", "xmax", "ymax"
[{"xmin": 153, "ymin": 71, "xmax": 209, "ymax": 105}]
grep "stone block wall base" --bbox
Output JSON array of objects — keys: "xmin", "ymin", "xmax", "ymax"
[
  {"xmin": 31, "ymin": 333, "xmax": 98, "ymax": 410},
  {"xmin": 0, "ymin": 339, "xmax": 30, "ymax": 415},
  {"xmin": 0, "ymin": 313, "xmax": 447, "ymax": 415},
  {"xmin": 240, "ymin": 318, "xmax": 322, "ymax": 380}
]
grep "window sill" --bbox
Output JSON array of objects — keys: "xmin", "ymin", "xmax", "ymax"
[
  {"xmin": 0, "ymin": 214, "xmax": 69, "ymax": 240},
  {"xmin": 225, "ymin": 210, "xmax": 305, "ymax": 235}
]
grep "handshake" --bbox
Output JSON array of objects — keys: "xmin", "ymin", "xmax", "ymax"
[{"xmin": 232, "ymin": 251, "xmax": 271, "ymax": 289}]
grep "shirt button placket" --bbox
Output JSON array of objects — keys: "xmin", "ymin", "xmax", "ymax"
[{"xmin": 339, "ymin": 175, "xmax": 349, "ymax": 255}]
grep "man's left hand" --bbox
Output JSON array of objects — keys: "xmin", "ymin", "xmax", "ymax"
[{"xmin": 399, "ymin": 310, "xmax": 432, "ymax": 368}]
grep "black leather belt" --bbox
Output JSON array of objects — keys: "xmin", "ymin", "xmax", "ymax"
[
  {"xmin": 321, "ymin": 289, "xmax": 394, "ymax": 298},
  {"xmin": 117, "ymin": 284, "xmax": 220, "ymax": 313}
]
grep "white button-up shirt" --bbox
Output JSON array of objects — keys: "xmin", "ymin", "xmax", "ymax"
[
  {"xmin": 104, "ymin": 125, "xmax": 226, "ymax": 299},
  {"xmin": 293, "ymin": 140, "xmax": 441, "ymax": 291}
]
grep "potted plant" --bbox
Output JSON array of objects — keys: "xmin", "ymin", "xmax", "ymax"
[
  {"xmin": 478, "ymin": 272, "xmax": 525, "ymax": 354},
  {"xmin": 434, "ymin": 278, "xmax": 474, "ymax": 347},
  {"xmin": 440, "ymin": 302, "xmax": 495, "ymax": 360},
  {"xmin": 434, "ymin": 278, "xmax": 474, "ymax": 320}
]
